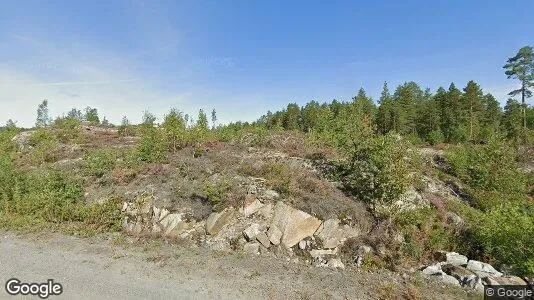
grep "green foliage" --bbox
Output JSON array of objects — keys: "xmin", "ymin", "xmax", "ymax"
[
  {"xmin": 118, "ymin": 116, "xmax": 135, "ymax": 136},
  {"xmin": 426, "ymin": 129, "xmax": 445, "ymax": 146},
  {"xmin": 190, "ymin": 109, "xmax": 211, "ymax": 143},
  {"xmin": 337, "ymin": 134, "xmax": 418, "ymax": 218},
  {"xmin": 393, "ymin": 207, "xmax": 461, "ymax": 263},
  {"xmin": 204, "ymin": 179, "xmax": 232, "ymax": 210},
  {"xmin": 162, "ymin": 108, "xmax": 187, "ymax": 152},
  {"xmin": 0, "ymin": 127, "xmax": 20, "ymax": 155},
  {"xmin": 36, "ymin": 100, "xmax": 51, "ymax": 128},
  {"xmin": 474, "ymin": 202, "xmax": 534, "ymax": 275},
  {"xmin": 352, "ymin": 88, "xmax": 376, "ymax": 119},
  {"xmin": 310, "ymin": 102, "xmax": 374, "ymax": 154},
  {"xmin": 136, "ymin": 125, "xmax": 166, "ymax": 163},
  {"xmin": 502, "ymin": 99, "xmax": 525, "ymax": 144},
  {"xmin": 282, "ymin": 103, "xmax": 301, "ymax": 131},
  {"xmin": 445, "ymin": 140, "xmax": 528, "ymax": 210},
  {"xmin": 83, "ymin": 149, "xmax": 117, "ymax": 177},
  {"xmin": 27, "ymin": 129, "xmax": 61, "ymax": 164},
  {"xmin": 53, "ymin": 117, "xmax": 82, "ymax": 143},
  {"xmin": 84, "ymin": 106, "xmax": 100, "ymax": 125},
  {"xmin": 0, "ymin": 162, "xmax": 122, "ymax": 234},
  {"xmin": 462, "ymin": 80, "xmax": 484, "ymax": 141}
]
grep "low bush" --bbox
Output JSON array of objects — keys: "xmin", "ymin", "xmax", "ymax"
[
  {"xmin": 204, "ymin": 178, "xmax": 233, "ymax": 211},
  {"xmin": 136, "ymin": 125, "xmax": 167, "ymax": 163},
  {"xmin": 474, "ymin": 202, "xmax": 534, "ymax": 275},
  {"xmin": 337, "ymin": 134, "xmax": 420, "ymax": 218},
  {"xmin": 27, "ymin": 129, "xmax": 61, "ymax": 165},
  {"xmin": 445, "ymin": 140, "xmax": 528, "ymax": 210},
  {"xmin": 83, "ymin": 149, "xmax": 117, "ymax": 177},
  {"xmin": 54, "ymin": 117, "xmax": 83, "ymax": 143},
  {"xmin": 0, "ymin": 161, "xmax": 122, "ymax": 235}
]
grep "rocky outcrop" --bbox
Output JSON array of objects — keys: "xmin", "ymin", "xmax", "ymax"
[
  {"xmin": 466, "ymin": 260, "xmax": 503, "ymax": 278},
  {"xmin": 445, "ymin": 252, "xmax": 468, "ymax": 267},
  {"xmin": 269, "ymin": 201, "xmax": 322, "ymax": 248},
  {"xmin": 441, "ymin": 265, "xmax": 477, "ymax": 284},
  {"xmin": 206, "ymin": 207, "xmax": 238, "ymax": 236},
  {"xmin": 121, "ymin": 194, "xmax": 365, "ymax": 270},
  {"xmin": 483, "ymin": 276, "xmax": 527, "ymax": 286},
  {"xmin": 419, "ymin": 252, "xmax": 530, "ymax": 293},
  {"xmin": 315, "ymin": 218, "xmax": 359, "ymax": 249},
  {"xmin": 11, "ymin": 131, "xmax": 34, "ymax": 150}
]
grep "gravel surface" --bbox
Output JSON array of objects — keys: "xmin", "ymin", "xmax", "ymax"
[{"xmin": 0, "ymin": 232, "xmax": 473, "ymax": 300}]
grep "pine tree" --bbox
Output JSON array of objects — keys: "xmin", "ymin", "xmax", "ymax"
[
  {"xmin": 479, "ymin": 93, "xmax": 502, "ymax": 141},
  {"xmin": 416, "ymin": 89, "xmax": 442, "ymax": 144},
  {"xmin": 84, "ymin": 107, "xmax": 100, "ymax": 125},
  {"xmin": 376, "ymin": 82, "xmax": 395, "ymax": 134},
  {"xmin": 393, "ymin": 82, "xmax": 424, "ymax": 135},
  {"xmin": 5, "ymin": 119, "xmax": 17, "ymax": 129},
  {"xmin": 352, "ymin": 87, "xmax": 376, "ymax": 119},
  {"xmin": 211, "ymin": 109, "xmax": 217, "ymax": 129},
  {"xmin": 282, "ymin": 103, "xmax": 301, "ymax": 130},
  {"xmin": 502, "ymin": 99, "xmax": 523, "ymax": 144},
  {"xmin": 462, "ymin": 80, "xmax": 484, "ymax": 141},
  {"xmin": 504, "ymin": 46, "xmax": 534, "ymax": 133},
  {"xmin": 301, "ymin": 101, "xmax": 321, "ymax": 132},
  {"xmin": 142, "ymin": 110, "xmax": 156, "ymax": 126},
  {"xmin": 36, "ymin": 100, "xmax": 51, "ymax": 128},
  {"xmin": 441, "ymin": 83, "xmax": 466, "ymax": 143},
  {"xmin": 67, "ymin": 108, "xmax": 83, "ymax": 121}
]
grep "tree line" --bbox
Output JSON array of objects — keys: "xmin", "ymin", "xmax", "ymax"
[{"xmin": 256, "ymin": 46, "xmax": 534, "ymax": 145}]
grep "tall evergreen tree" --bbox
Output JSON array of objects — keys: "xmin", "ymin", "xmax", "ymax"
[
  {"xmin": 301, "ymin": 101, "xmax": 321, "ymax": 132},
  {"xmin": 282, "ymin": 103, "xmax": 301, "ymax": 130},
  {"xmin": 352, "ymin": 88, "xmax": 376, "ymax": 119},
  {"xmin": 393, "ymin": 82, "xmax": 424, "ymax": 135},
  {"xmin": 376, "ymin": 82, "xmax": 395, "ymax": 134},
  {"xmin": 442, "ymin": 83, "xmax": 466, "ymax": 142},
  {"xmin": 67, "ymin": 108, "xmax": 83, "ymax": 121},
  {"xmin": 504, "ymin": 46, "xmax": 534, "ymax": 132},
  {"xmin": 502, "ymin": 99, "xmax": 523, "ymax": 144},
  {"xmin": 479, "ymin": 93, "xmax": 502, "ymax": 141},
  {"xmin": 462, "ymin": 80, "xmax": 484, "ymax": 141},
  {"xmin": 36, "ymin": 99, "xmax": 51, "ymax": 128},
  {"xmin": 142, "ymin": 110, "xmax": 156, "ymax": 126},
  {"xmin": 211, "ymin": 109, "xmax": 217, "ymax": 129},
  {"xmin": 416, "ymin": 88, "xmax": 441, "ymax": 143}
]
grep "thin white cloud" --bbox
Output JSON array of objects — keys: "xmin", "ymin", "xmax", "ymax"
[{"xmin": 33, "ymin": 79, "xmax": 141, "ymax": 86}]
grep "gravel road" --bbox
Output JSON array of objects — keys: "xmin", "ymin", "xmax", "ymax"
[{"xmin": 0, "ymin": 232, "xmax": 472, "ymax": 300}]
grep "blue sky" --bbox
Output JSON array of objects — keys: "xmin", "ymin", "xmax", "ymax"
[{"xmin": 1, "ymin": 0, "xmax": 533, "ymax": 127}]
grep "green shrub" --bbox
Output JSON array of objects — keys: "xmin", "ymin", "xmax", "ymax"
[
  {"xmin": 27, "ymin": 129, "xmax": 61, "ymax": 165},
  {"xmin": 84, "ymin": 149, "xmax": 117, "ymax": 177},
  {"xmin": 54, "ymin": 117, "xmax": 82, "ymax": 143},
  {"xmin": 474, "ymin": 202, "xmax": 534, "ymax": 276},
  {"xmin": 136, "ymin": 125, "xmax": 167, "ymax": 163},
  {"xmin": 0, "ymin": 163, "xmax": 122, "ymax": 235},
  {"xmin": 338, "ymin": 134, "xmax": 419, "ymax": 218},
  {"xmin": 0, "ymin": 128, "xmax": 20, "ymax": 156},
  {"xmin": 426, "ymin": 129, "xmax": 445, "ymax": 146},
  {"xmin": 204, "ymin": 179, "xmax": 232, "ymax": 210},
  {"xmin": 163, "ymin": 108, "xmax": 188, "ymax": 152},
  {"xmin": 394, "ymin": 208, "xmax": 461, "ymax": 263},
  {"xmin": 445, "ymin": 140, "xmax": 527, "ymax": 210},
  {"xmin": 118, "ymin": 117, "xmax": 136, "ymax": 137}
]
